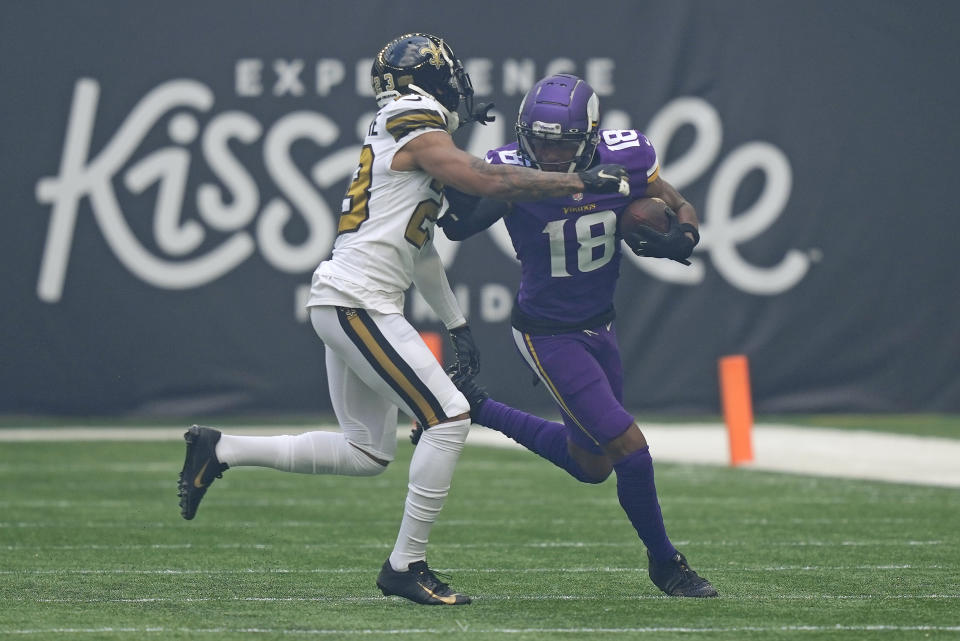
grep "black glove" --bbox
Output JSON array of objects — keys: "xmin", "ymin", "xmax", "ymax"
[
  {"xmin": 468, "ymin": 102, "xmax": 496, "ymax": 125},
  {"xmin": 458, "ymin": 101, "xmax": 495, "ymax": 128},
  {"xmin": 448, "ymin": 325, "xmax": 480, "ymax": 381},
  {"xmin": 624, "ymin": 208, "xmax": 699, "ymax": 265},
  {"xmin": 410, "ymin": 422, "xmax": 424, "ymax": 446},
  {"xmin": 450, "ymin": 368, "xmax": 489, "ymax": 415},
  {"xmin": 578, "ymin": 164, "xmax": 630, "ymax": 196}
]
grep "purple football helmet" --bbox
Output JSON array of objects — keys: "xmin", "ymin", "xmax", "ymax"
[{"xmin": 516, "ymin": 74, "xmax": 601, "ymax": 173}]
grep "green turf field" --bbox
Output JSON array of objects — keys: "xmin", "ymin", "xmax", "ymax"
[
  {"xmin": 2, "ymin": 413, "xmax": 958, "ymax": 439},
  {"xmin": 2, "ymin": 436, "xmax": 959, "ymax": 640}
]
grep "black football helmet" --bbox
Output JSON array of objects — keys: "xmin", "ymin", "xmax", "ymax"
[{"xmin": 371, "ymin": 33, "xmax": 474, "ymax": 116}]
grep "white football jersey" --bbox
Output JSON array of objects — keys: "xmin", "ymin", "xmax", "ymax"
[{"xmin": 307, "ymin": 94, "xmax": 452, "ymax": 314}]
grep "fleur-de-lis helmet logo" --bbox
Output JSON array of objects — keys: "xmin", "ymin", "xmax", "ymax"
[{"xmin": 419, "ymin": 40, "xmax": 446, "ymax": 70}]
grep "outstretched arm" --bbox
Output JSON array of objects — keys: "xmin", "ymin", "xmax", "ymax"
[{"xmin": 394, "ymin": 131, "xmax": 627, "ymax": 201}]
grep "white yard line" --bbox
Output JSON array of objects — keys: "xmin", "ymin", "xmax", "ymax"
[
  {"xmin": 0, "ymin": 564, "xmax": 949, "ymax": 575},
  {"xmin": 5, "ymin": 625, "xmax": 960, "ymax": 635},
  {"xmin": 1, "ymin": 423, "xmax": 958, "ymax": 488},
  {"xmin": 0, "ymin": 426, "xmax": 302, "ymax": 441}
]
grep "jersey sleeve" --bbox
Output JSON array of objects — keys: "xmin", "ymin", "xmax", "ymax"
[
  {"xmin": 486, "ymin": 143, "xmax": 524, "ymax": 167},
  {"xmin": 381, "ymin": 97, "xmax": 450, "ymax": 144},
  {"xmin": 631, "ymin": 132, "xmax": 659, "ymax": 192},
  {"xmin": 595, "ymin": 129, "xmax": 660, "ymax": 198},
  {"xmin": 639, "ymin": 135, "xmax": 660, "ymax": 185}
]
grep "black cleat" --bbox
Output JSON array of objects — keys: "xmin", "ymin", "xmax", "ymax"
[
  {"xmin": 647, "ymin": 550, "xmax": 718, "ymax": 598},
  {"xmin": 376, "ymin": 559, "xmax": 472, "ymax": 605},
  {"xmin": 177, "ymin": 425, "xmax": 228, "ymax": 520}
]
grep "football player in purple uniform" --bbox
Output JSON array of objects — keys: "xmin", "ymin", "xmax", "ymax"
[{"xmin": 427, "ymin": 74, "xmax": 716, "ymax": 597}]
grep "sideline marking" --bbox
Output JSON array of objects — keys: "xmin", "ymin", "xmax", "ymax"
[{"xmin": 1, "ymin": 424, "xmax": 959, "ymax": 488}]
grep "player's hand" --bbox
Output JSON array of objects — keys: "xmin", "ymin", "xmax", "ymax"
[
  {"xmin": 410, "ymin": 422, "xmax": 424, "ymax": 446},
  {"xmin": 625, "ymin": 208, "xmax": 699, "ymax": 265},
  {"xmin": 460, "ymin": 102, "xmax": 495, "ymax": 127},
  {"xmin": 578, "ymin": 164, "xmax": 630, "ymax": 196},
  {"xmin": 448, "ymin": 324, "xmax": 480, "ymax": 380},
  {"xmin": 468, "ymin": 102, "xmax": 496, "ymax": 125}
]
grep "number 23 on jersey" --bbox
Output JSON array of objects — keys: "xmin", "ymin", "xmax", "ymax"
[{"xmin": 338, "ymin": 145, "xmax": 444, "ymax": 249}]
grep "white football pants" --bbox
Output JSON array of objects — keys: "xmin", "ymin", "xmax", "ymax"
[{"xmin": 216, "ymin": 305, "xmax": 470, "ymax": 570}]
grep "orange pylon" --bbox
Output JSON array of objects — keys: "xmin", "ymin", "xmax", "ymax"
[{"xmin": 719, "ymin": 355, "xmax": 754, "ymax": 466}]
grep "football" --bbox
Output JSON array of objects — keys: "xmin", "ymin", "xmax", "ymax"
[
  {"xmin": 620, "ymin": 198, "xmax": 670, "ymax": 235},
  {"xmin": 619, "ymin": 197, "xmax": 671, "ymax": 235}
]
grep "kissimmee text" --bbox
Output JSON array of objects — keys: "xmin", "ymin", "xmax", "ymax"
[{"xmin": 35, "ymin": 72, "xmax": 815, "ymax": 319}]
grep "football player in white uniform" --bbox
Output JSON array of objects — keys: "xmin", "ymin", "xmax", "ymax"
[{"xmin": 178, "ymin": 33, "xmax": 630, "ymax": 606}]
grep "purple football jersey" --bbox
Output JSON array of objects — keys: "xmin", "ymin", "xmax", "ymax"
[{"xmin": 487, "ymin": 130, "xmax": 659, "ymax": 324}]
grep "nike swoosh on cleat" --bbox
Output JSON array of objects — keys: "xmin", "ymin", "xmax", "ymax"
[
  {"xmin": 193, "ymin": 460, "xmax": 210, "ymax": 488},
  {"xmin": 417, "ymin": 582, "xmax": 458, "ymax": 605}
]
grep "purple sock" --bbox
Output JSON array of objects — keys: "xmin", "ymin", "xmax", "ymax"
[
  {"xmin": 613, "ymin": 446, "xmax": 677, "ymax": 561},
  {"xmin": 476, "ymin": 400, "xmax": 596, "ymax": 482}
]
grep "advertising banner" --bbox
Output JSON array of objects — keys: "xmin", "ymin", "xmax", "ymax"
[{"xmin": 2, "ymin": 1, "xmax": 958, "ymax": 416}]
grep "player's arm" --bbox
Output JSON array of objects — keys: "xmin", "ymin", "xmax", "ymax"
[
  {"xmin": 411, "ymin": 240, "xmax": 465, "ymax": 330},
  {"xmin": 439, "ymin": 187, "xmax": 511, "ymax": 241},
  {"xmin": 646, "ymin": 176, "xmax": 699, "ymax": 240},
  {"xmin": 411, "ymin": 241, "xmax": 480, "ymax": 379},
  {"xmin": 394, "ymin": 131, "xmax": 628, "ymax": 201}
]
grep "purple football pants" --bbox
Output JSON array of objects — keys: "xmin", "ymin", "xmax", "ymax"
[
  {"xmin": 471, "ymin": 323, "xmax": 677, "ymax": 561},
  {"xmin": 510, "ymin": 324, "xmax": 634, "ymax": 450}
]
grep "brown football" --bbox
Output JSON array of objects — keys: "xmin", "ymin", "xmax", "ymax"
[{"xmin": 620, "ymin": 197, "xmax": 671, "ymax": 235}]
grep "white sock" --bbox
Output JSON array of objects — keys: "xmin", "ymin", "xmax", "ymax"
[
  {"xmin": 215, "ymin": 431, "xmax": 385, "ymax": 476},
  {"xmin": 389, "ymin": 418, "xmax": 469, "ymax": 571}
]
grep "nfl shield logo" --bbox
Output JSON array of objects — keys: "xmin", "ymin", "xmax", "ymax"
[{"xmin": 572, "ymin": 192, "xmax": 583, "ymax": 201}]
